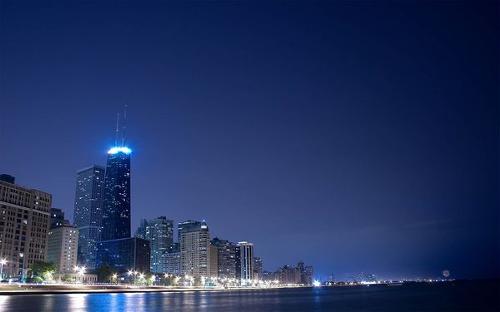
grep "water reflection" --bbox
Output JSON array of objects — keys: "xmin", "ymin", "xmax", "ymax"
[
  {"xmin": 0, "ymin": 288, "xmax": 320, "ymax": 312},
  {"xmin": 68, "ymin": 294, "xmax": 88, "ymax": 311}
]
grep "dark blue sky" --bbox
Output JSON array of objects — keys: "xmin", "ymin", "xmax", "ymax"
[{"xmin": 0, "ymin": 0, "xmax": 498, "ymax": 280}]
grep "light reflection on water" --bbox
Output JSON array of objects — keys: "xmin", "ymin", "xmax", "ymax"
[
  {"xmin": 0, "ymin": 289, "xmax": 293, "ymax": 312},
  {"xmin": 0, "ymin": 283, "xmax": 493, "ymax": 312}
]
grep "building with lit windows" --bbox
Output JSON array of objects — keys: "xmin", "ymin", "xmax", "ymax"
[
  {"xmin": 178, "ymin": 220, "xmax": 210, "ymax": 278},
  {"xmin": 211, "ymin": 237, "xmax": 239, "ymax": 279},
  {"xmin": 238, "ymin": 241, "xmax": 254, "ymax": 284},
  {"xmin": 136, "ymin": 216, "xmax": 174, "ymax": 273},
  {"xmin": 101, "ymin": 147, "xmax": 131, "ymax": 241},
  {"xmin": 47, "ymin": 224, "xmax": 79, "ymax": 273},
  {"xmin": 73, "ymin": 165, "xmax": 105, "ymax": 269},
  {"xmin": 0, "ymin": 175, "xmax": 51, "ymax": 278}
]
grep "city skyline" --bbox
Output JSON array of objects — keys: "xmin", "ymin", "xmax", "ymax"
[{"xmin": 1, "ymin": 1, "xmax": 498, "ymax": 281}]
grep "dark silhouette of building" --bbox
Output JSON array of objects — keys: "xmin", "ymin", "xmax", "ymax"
[
  {"xmin": 101, "ymin": 147, "xmax": 131, "ymax": 240},
  {"xmin": 0, "ymin": 174, "xmax": 15, "ymax": 184},
  {"xmin": 50, "ymin": 208, "xmax": 66, "ymax": 229},
  {"xmin": 96, "ymin": 237, "xmax": 150, "ymax": 273}
]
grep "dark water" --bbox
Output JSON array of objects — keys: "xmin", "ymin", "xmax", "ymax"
[{"xmin": 0, "ymin": 281, "xmax": 499, "ymax": 311}]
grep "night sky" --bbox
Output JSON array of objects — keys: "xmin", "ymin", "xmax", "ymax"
[{"xmin": 0, "ymin": 1, "xmax": 498, "ymax": 280}]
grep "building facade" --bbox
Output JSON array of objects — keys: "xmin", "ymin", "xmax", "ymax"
[
  {"xmin": 209, "ymin": 244, "xmax": 218, "ymax": 278},
  {"xmin": 238, "ymin": 242, "xmax": 254, "ymax": 284},
  {"xmin": 253, "ymin": 256, "xmax": 263, "ymax": 280},
  {"xmin": 165, "ymin": 243, "xmax": 181, "ymax": 275},
  {"xmin": 73, "ymin": 165, "xmax": 105, "ymax": 269},
  {"xmin": 139, "ymin": 216, "xmax": 174, "ymax": 273},
  {"xmin": 47, "ymin": 225, "xmax": 79, "ymax": 273},
  {"xmin": 211, "ymin": 237, "xmax": 239, "ymax": 279},
  {"xmin": 178, "ymin": 220, "xmax": 210, "ymax": 278},
  {"xmin": 0, "ymin": 176, "xmax": 51, "ymax": 278},
  {"xmin": 297, "ymin": 261, "xmax": 313, "ymax": 285},
  {"xmin": 101, "ymin": 147, "xmax": 131, "ymax": 241},
  {"xmin": 96, "ymin": 237, "xmax": 150, "ymax": 273}
]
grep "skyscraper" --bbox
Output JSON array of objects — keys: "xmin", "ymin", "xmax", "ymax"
[
  {"xmin": 211, "ymin": 237, "xmax": 239, "ymax": 279},
  {"xmin": 138, "ymin": 216, "xmax": 174, "ymax": 273},
  {"xmin": 238, "ymin": 241, "xmax": 254, "ymax": 284},
  {"xmin": 101, "ymin": 147, "xmax": 131, "ymax": 241},
  {"xmin": 253, "ymin": 256, "xmax": 263, "ymax": 280},
  {"xmin": 47, "ymin": 224, "xmax": 79, "ymax": 273},
  {"xmin": 0, "ymin": 176, "xmax": 51, "ymax": 278},
  {"xmin": 178, "ymin": 220, "xmax": 210, "ymax": 278},
  {"xmin": 209, "ymin": 244, "xmax": 218, "ymax": 278},
  {"xmin": 165, "ymin": 243, "xmax": 181, "ymax": 275},
  {"xmin": 73, "ymin": 165, "xmax": 105, "ymax": 269}
]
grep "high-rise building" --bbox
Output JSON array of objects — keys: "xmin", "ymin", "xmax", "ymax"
[
  {"xmin": 278, "ymin": 265, "xmax": 301, "ymax": 284},
  {"xmin": 0, "ymin": 176, "xmax": 51, "ymax": 278},
  {"xmin": 165, "ymin": 243, "xmax": 181, "ymax": 275},
  {"xmin": 238, "ymin": 241, "xmax": 254, "ymax": 284},
  {"xmin": 253, "ymin": 256, "xmax": 263, "ymax": 280},
  {"xmin": 209, "ymin": 244, "xmax": 218, "ymax": 278},
  {"xmin": 211, "ymin": 237, "xmax": 239, "ymax": 279},
  {"xmin": 47, "ymin": 224, "xmax": 79, "ymax": 273},
  {"xmin": 101, "ymin": 147, "xmax": 131, "ymax": 241},
  {"xmin": 50, "ymin": 208, "xmax": 66, "ymax": 229},
  {"xmin": 73, "ymin": 165, "xmax": 105, "ymax": 269},
  {"xmin": 139, "ymin": 216, "xmax": 174, "ymax": 273},
  {"xmin": 178, "ymin": 220, "xmax": 210, "ymax": 278},
  {"xmin": 96, "ymin": 237, "xmax": 150, "ymax": 273}
]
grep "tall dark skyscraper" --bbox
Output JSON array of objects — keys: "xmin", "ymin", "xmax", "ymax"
[
  {"xmin": 73, "ymin": 165, "xmax": 105, "ymax": 269},
  {"xmin": 101, "ymin": 147, "xmax": 132, "ymax": 241}
]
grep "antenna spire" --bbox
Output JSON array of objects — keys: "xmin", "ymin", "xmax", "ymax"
[
  {"xmin": 115, "ymin": 112, "xmax": 120, "ymax": 146},
  {"xmin": 122, "ymin": 104, "xmax": 128, "ymax": 145}
]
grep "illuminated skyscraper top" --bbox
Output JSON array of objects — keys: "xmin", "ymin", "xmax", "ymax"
[{"xmin": 101, "ymin": 109, "xmax": 132, "ymax": 241}]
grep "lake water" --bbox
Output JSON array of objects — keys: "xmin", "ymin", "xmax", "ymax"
[{"xmin": 0, "ymin": 281, "xmax": 498, "ymax": 311}]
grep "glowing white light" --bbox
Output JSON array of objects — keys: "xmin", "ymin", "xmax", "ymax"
[
  {"xmin": 313, "ymin": 280, "xmax": 321, "ymax": 287},
  {"xmin": 108, "ymin": 147, "xmax": 132, "ymax": 155}
]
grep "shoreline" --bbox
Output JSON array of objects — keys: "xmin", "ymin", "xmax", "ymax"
[{"xmin": 0, "ymin": 285, "xmax": 306, "ymax": 296}]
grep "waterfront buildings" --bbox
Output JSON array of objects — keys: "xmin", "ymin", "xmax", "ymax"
[
  {"xmin": 101, "ymin": 147, "xmax": 131, "ymax": 241},
  {"xmin": 73, "ymin": 165, "xmax": 105, "ymax": 269},
  {"xmin": 238, "ymin": 241, "xmax": 254, "ymax": 284},
  {"xmin": 211, "ymin": 237, "xmax": 239, "ymax": 279},
  {"xmin": 96, "ymin": 237, "xmax": 150, "ymax": 273},
  {"xmin": 297, "ymin": 261, "xmax": 314, "ymax": 285},
  {"xmin": 0, "ymin": 175, "xmax": 51, "ymax": 278},
  {"xmin": 178, "ymin": 220, "xmax": 210, "ymax": 278},
  {"xmin": 47, "ymin": 224, "xmax": 79, "ymax": 273},
  {"xmin": 136, "ymin": 216, "xmax": 174, "ymax": 273},
  {"xmin": 266, "ymin": 262, "xmax": 314, "ymax": 285}
]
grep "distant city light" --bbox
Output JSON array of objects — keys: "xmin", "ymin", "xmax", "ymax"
[
  {"xmin": 107, "ymin": 146, "xmax": 132, "ymax": 155},
  {"xmin": 313, "ymin": 280, "xmax": 321, "ymax": 287}
]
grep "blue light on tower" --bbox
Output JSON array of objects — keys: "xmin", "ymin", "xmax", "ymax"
[{"xmin": 107, "ymin": 146, "xmax": 132, "ymax": 155}]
